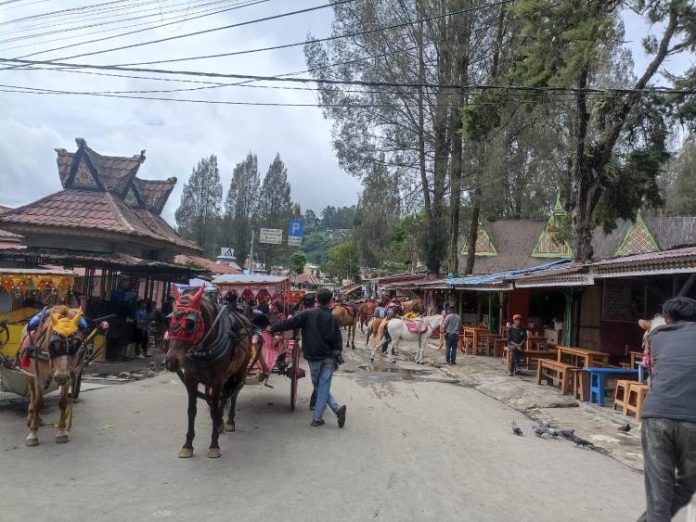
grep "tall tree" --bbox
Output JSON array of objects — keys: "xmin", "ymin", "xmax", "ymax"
[
  {"xmin": 223, "ymin": 153, "xmax": 259, "ymax": 265},
  {"xmin": 255, "ymin": 154, "xmax": 293, "ymax": 269},
  {"xmin": 661, "ymin": 136, "xmax": 696, "ymax": 215},
  {"xmin": 175, "ymin": 155, "xmax": 222, "ymax": 256},
  {"xmin": 354, "ymin": 162, "xmax": 401, "ymax": 266},
  {"xmin": 513, "ymin": 0, "xmax": 696, "ymax": 261}
]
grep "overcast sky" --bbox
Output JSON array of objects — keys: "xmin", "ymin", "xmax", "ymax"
[{"xmin": 0, "ymin": 1, "xmax": 692, "ymax": 226}]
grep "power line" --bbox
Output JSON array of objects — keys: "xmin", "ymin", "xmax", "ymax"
[
  {"xmin": 11, "ymin": 0, "xmax": 273, "ymax": 60},
  {"xmin": 110, "ymin": 0, "xmax": 517, "ymax": 67},
  {"xmin": 2, "ymin": 57, "xmax": 692, "ymax": 96},
  {"xmin": 0, "ymin": 0, "xmax": 147, "ymax": 27},
  {"xmin": 19, "ymin": 0, "xmax": 355, "ymax": 61},
  {"xmin": 0, "ymin": 0, "xmax": 253, "ymax": 45}
]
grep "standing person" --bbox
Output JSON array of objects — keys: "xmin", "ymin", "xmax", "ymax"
[
  {"xmin": 637, "ymin": 297, "xmax": 696, "ymax": 522},
  {"xmin": 134, "ymin": 299, "xmax": 151, "ymax": 358},
  {"xmin": 507, "ymin": 314, "xmax": 527, "ymax": 376},
  {"xmin": 442, "ymin": 305, "xmax": 461, "ymax": 365},
  {"xmin": 271, "ymin": 288, "xmax": 347, "ymax": 428}
]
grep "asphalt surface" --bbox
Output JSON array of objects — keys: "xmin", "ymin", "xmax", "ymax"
[{"xmin": 0, "ymin": 347, "xmax": 651, "ymax": 522}]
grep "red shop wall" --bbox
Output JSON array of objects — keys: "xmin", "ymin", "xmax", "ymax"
[
  {"xmin": 508, "ymin": 289, "xmax": 530, "ymax": 323},
  {"xmin": 599, "ymin": 321, "xmax": 643, "ymax": 357}
]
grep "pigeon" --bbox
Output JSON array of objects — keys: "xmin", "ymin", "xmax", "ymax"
[
  {"xmin": 511, "ymin": 420, "xmax": 523, "ymax": 436},
  {"xmin": 559, "ymin": 429, "xmax": 576, "ymax": 440},
  {"xmin": 532, "ymin": 421, "xmax": 559, "ymax": 438},
  {"xmin": 570, "ymin": 434, "xmax": 593, "ymax": 447},
  {"xmin": 618, "ymin": 423, "xmax": 631, "ymax": 433}
]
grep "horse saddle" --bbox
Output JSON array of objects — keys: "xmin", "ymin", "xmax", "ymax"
[{"xmin": 404, "ymin": 319, "xmax": 428, "ymax": 335}]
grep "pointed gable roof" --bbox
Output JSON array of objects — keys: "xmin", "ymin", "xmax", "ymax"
[
  {"xmin": 614, "ymin": 212, "xmax": 659, "ymax": 256},
  {"xmin": 56, "ymin": 138, "xmax": 145, "ymax": 196},
  {"xmin": 532, "ymin": 198, "xmax": 573, "ymax": 259},
  {"xmin": 460, "ymin": 224, "xmax": 498, "ymax": 257},
  {"xmin": 0, "ymin": 139, "xmax": 199, "ymax": 254}
]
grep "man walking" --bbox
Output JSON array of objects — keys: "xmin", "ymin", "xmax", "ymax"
[
  {"xmin": 442, "ymin": 305, "xmax": 461, "ymax": 365},
  {"xmin": 508, "ymin": 314, "xmax": 527, "ymax": 376},
  {"xmin": 271, "ymin": 289, "xmax": 347, "ymax": 428},
  {"xmin": 638, "ymin": 297, "xmax": 696, "ymax": 522}
]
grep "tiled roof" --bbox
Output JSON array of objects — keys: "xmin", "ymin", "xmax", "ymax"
[
  {"xmin": 292, "ymin": 271, "xmax": 322, "ymax": 286},
  {"xmin": 56, "ymin": 138, "xmax": 144, "ymax": 195},
  {"xmin": 174, "ymin": 255, "xmax": 241, "ymax": 275},
  {"xmin": 0, "ymin": 190, "xmax": 199, "ymax": 252},
  {"xmin": 134, "ymin": 177, "xmax": 176, "ymax": 214}
]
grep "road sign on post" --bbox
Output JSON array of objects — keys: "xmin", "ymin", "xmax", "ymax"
[
  {"xmin": 288, "ymin": 220, "xmax": 304, "ymax": 238},
  {"xmin": 259, "ymin": 228, "xmax": 283, "ymax": 244}
]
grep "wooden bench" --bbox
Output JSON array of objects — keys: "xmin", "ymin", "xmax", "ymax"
[
  {"xmin": 503, "ymin": 347, "xmax": 557, "ymax": 370},
  {"xmin": 537, "ymin": 360, "xmax": 579, "ymax": 395}
]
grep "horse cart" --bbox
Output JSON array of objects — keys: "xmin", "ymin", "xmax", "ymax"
[
  {"xmin": 211, "ymin": 274, "xmax": 306, "ymax": 411},
  {"xmin": 0, "ymin": 313, "xmax": 108, "ymax": 400}
]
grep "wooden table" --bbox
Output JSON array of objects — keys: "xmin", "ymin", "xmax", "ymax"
[
  {"xmin": 462, "ymin": 327, "xmax": 490, "ymax": 355},
  {"xmin": 557, "ymin": 346, "xmax": 609, "ymax": 368},
  {"xmin": 526, "ymin": 335, "xmax": 548, "ymax": 352}
]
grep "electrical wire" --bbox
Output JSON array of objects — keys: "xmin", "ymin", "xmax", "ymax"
[
  {"xmin": 17, "ymin": 0, "xmax": 356, "ymax": 61},
  {"xmin": 1, "ymin": 57, "xmax": 692, "ymax": 96}
]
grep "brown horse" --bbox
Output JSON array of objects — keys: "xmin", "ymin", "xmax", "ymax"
[
  {"xmin": 365, "ymin": 317, "xmax": 384, "ymax": 350},
  {"xmin": 401, "ymin": 298, "xmax": 424, "ymax": 314},
  {"xmin": 22, "ymin": 306, "xmax": 85, "ymax": 446},
  {"xmin": 358, "ymin": 301, "xmax": 377, "ymax": 332},
  {"xmin": 332, "ymin": 304, "xmax": 358, "ymax": 349},
  {"xmin": 164, "ymin": 286, "xmax": 253, "ymax": 459}
]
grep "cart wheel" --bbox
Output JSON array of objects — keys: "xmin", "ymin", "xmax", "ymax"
[
  {"xmin": 290, "ymin": 341, "xmax": 301, "ymax": 412},
  {"xmin": 71, "ymin": 371, "xmax": 83, "ymax": 400}
]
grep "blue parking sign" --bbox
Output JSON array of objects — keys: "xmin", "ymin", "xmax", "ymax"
[{"xmin": 288, "ymin": 220, "xmax": 304, "ymax": 237}]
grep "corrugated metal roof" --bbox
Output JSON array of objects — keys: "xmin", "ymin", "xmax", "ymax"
[{"xmin": 447, "ymin": 259, "xmax": 571, "ymax": 288}]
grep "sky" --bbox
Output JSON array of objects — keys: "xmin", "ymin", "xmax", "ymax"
[
  {"xmin": 0, "ymin": 1, "xmax": 693, "ymax": 227},
  {"xmin": 0, "ymin": 0, "xmax": 363, "ymax": 224}
]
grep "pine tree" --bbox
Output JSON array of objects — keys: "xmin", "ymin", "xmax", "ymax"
[
  {"xmin": 255, "ymin": 154, "xmax": 293, "ymax": 269},
  {"xmin": 175, "ymin": 155, "xmax": 222, "ymax": 256},
  {"xmin": 224, "ymin": 153, "xmax": 259, "ymax": 264}
]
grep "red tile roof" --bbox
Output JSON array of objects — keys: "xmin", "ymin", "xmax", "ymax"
[
  {"xmin": 0, "ymin": 189, "xmax": 198, "ymax": 252},
  {"xmin": 134, "ymin": 177, "xmax": 176, "ymax": 214}
]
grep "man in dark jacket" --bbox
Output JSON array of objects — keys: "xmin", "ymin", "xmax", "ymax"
[
  {"xmin": 507, "ymin": 314, "xmax": 527, "ymax": 376},
  {"xmin": 637, "ymin": 297, "xmax": 696, "ymax": 522},
  {"xmin": 271, "ymin": 288, "xmax": 347, "ymax": 428}
]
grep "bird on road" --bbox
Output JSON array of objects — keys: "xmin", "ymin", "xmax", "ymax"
[
  {"xmin": 511, "ymin": 420, "xmax": 523, "ymax": 436},
  {"xmin": 618, "ymin": 423, "xmax": 631, "ymax": 433}
]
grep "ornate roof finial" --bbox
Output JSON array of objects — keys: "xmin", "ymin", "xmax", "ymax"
[
  {"xmin": 139, "ymin": 149, "xmax": 146, "ymax": 163},
  {"xmin": 75, "ymin": 137, "xmax": 86, "ymax": 148}
]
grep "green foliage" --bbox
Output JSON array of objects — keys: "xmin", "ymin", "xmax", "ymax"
[
  {"xmin": 224, "ymin": 153, "xmax": 259, "ymax": 264},
  {"xmin": 661, "ymin": 136, "xmax": 696, "ymax": 215},
  {"xmin": 289, "ymin": 251, "xmax": 308, "ymax": 275},
  {"xmin": 175, "ymin": 155, "xmax": 222, "ymax": 256},
  {"xmin": 322, "ymin": 240, "xmax": 359, "ymax": 281}
]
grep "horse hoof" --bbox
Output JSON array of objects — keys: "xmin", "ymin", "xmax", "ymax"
[
  {"xmin": 207, "ymin": 447, "xmax": 221, "ymax": 459},
  {"xmin": 55, "ymin": 434, "xmax": 69, "ymax": 444},
  {"xmin": 25, "ymin": 437, "xmax": 39, "ymax": 447},
  {"xmin": 178, "ymin": 447, "xmax": 193, "ymax": 458},
  {"xmin": 224, "ymin": 422, "xmax": 236, "ymax": 433}
]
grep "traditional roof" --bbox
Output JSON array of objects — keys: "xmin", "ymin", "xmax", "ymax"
[
  {"xmin": 0, "ymin": 205, "xmax": 23, "ymax": 249},
  {"xmin": 614, "ymin": 212, "xmax": 659, "ymax": 256},
  {"xmin": 448, "ymin": 259, "xmax": 571, "ymax": 291},
  {"xmin": 532, "ymin": 199, "xmax": 573, "ymax": 258},
  {"xmin": 134, "ymin": 177, "xmax": 177, "ymax": 214},
  {"xmin": 592, "ymin": 246, "xmax": 696, "ymax": 277},
  {"xmin": 174, "ymin": 255, "xmax": 242, "ymax": 276},
  {"xmin": 460, "ymin": 225, "xmax": 497, "ymax": 257},
  {"xmin": 292, "ymin": 270, "xmax": 322, "ymax": 287},
  {"xmin": 212, "ymin": 274, "xmax": 289, "ymax": 286},
  {"xmin": 0, "ymin": 139, "xmax": 200, "ymax": 255}
]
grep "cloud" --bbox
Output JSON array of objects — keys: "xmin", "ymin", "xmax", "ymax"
[{"xmin": 0, "ymin": 0, "xmax": 361, "ymax": 223}]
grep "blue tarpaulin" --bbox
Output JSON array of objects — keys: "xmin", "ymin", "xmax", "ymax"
[{"xmin": 446, "ymin": 259, "xmax": 571, "ymax": 288}]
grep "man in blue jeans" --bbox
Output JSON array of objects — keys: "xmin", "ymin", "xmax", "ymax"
[
  {"xmin": 271, "ymin": 288, "xmax": 347, "ymax": 428},
  {"xmin": 442, "ymin": 305, "xmax": 461, "ymax": 365},
  {"xmin": 637, "ymin": 297, "xmax": 696, "ymax": 522}
]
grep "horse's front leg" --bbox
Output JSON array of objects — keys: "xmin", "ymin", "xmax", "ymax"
[
  {"xmin": 55, "ymin": 382, "xmax": 72, "ymax": 443},
  {"xmin": 207, "ymin": 385, "xmax": 222, "ymax": 458},
  {"xmin": 178, "ymin": 381, "xmax": 197, "ymax": 458},
  {"xmin": 25, "ymin": 376, "xmax": 40, "ymax": 447}
]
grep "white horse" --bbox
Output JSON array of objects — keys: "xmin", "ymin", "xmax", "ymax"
[{"xmin": 370, "ymin": 315, "xmax": 443, "ymax": 364}]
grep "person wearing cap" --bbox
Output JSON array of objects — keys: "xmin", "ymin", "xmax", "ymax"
[
  {"xmin": 507, "ymin": 314, "xmax": 527, "ymax": 376},
  {"xmin": 442, "ymin": 305, "xmax": 461, "ymax": 365}
]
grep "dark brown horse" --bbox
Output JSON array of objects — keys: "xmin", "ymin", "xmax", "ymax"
[{"xmin": 164, "ymin": 286, "xmax": 253, "ymax": 459}]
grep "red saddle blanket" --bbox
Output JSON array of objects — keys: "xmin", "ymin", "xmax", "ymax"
[{"xmin": 405, "ymin": 319, "xmax": 428, "ymax": 334}]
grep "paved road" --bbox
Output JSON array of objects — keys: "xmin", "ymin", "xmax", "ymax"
[{"xmin": 1, "ymin": 349, "xmax": 649, "ymax": 522}]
